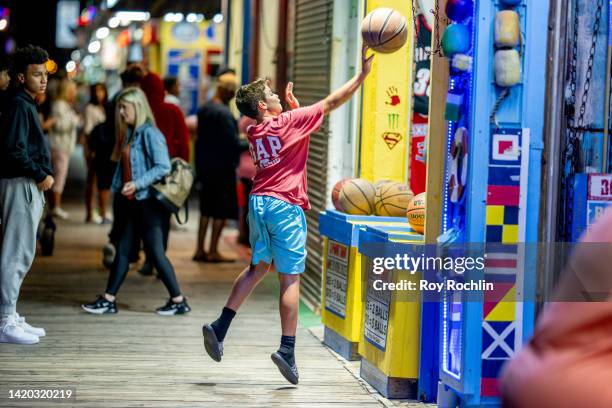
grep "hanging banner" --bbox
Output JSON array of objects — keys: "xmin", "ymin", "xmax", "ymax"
[
  {"xmin": 410, "ymin": 9, "xmax": 432, "ymax": 195},
  {"xmin": 359, "ymin": 0, "xmax": 413, "ymax": 182}
]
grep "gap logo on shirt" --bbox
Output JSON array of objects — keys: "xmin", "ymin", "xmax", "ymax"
[{"xmin": 249, "ymin": 135, "xmax": 282, "ymax": 169}]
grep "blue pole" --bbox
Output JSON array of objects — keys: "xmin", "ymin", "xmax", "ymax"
[{"xmin": 241, "ymin": 0, "xmax": 251, "ymax": 85}]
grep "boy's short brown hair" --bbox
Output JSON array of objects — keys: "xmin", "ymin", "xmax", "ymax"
[{"xmin": 235, "ymin": 78, "xmax": 266, "ymax": 119}]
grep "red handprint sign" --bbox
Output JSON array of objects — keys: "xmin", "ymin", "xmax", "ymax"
[{"xmin": 385, "ymin": 86, "xmax": 401, "ymax": 106}]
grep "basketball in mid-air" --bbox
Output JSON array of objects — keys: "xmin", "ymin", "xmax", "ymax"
[{"xmin": 361, "ymin": 8, "xmax": 408, "ymax": 54}]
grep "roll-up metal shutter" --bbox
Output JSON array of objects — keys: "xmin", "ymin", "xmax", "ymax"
[{"xmin": 292, "ymin": 0, "xmax": 333, "ymax": 311}]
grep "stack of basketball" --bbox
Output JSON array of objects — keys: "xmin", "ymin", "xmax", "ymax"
[{"xmin": 330, "ymin": 178, "xmax": 426, "ymax": 234}]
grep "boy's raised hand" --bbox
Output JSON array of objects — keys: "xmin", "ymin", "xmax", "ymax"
[
  {"xmin": 361, "ymin": 45, "xmax": 375, "ymax": 76},
  {"xmin": 285, "ymin": 82, "xmax": 300, "ymax": 110}
]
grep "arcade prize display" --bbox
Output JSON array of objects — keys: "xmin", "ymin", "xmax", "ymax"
[
  {"xmin": 318, "ymin": 0, "xmax": 442, "ymax": 401},
  {"xmin": 435, "ymin": 0, "xmax": 549, "ymax": 406},
  {"xmin": 346, "ymin": 0, "xmax": 447, "ymax": 401},
  {"xmin": 319, "ymin": 0, "xmax": 415, "ymax": 360}
]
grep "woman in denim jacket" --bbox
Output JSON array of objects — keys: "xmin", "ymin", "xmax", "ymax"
[{"xmin": 82, "ymin": 87, "xmax": 190, "ymax": 315}]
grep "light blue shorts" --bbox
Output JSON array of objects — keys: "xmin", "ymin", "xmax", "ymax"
[{"xmin": 248, "ymin": 195, "xmax": 307, "ymax": 274}]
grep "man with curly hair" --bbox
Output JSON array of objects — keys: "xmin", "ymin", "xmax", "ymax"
[{"xmin": 0, "ymin": 45, "xmax": 54, "ymax": 344}]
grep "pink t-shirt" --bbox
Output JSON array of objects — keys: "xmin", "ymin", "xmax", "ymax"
[{"xmin": 247, "ymin": 101, "xmax": 325, "ymax": 210}]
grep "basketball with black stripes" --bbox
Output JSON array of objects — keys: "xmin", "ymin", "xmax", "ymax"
[
  {"xmin": 375, "ymin": 182, "xmax": 414, "ymax": 217},
  {"xmin": 338, "ymin": 178, "xmax": 376, "ymax": 215},
  {"xmin": 361, "ymin": 8, "xmax": 408, "ymax": 54},
  {"xmin": 331, "ymin": 178, "xmax": 349, "ymax": 211}
]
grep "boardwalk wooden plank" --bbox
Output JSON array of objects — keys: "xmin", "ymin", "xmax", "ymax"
[{"xmin": 0, "ymin": 204, "xmax": 383, "ymax": 407}]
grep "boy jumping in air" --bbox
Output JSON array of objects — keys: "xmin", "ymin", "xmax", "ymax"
[{"xmin": 202, "ymin": 45, "xmax": 374, "ymax": 384}]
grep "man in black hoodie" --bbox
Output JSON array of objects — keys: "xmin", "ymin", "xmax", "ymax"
[{"xmin": 0, "ymin": 45, "xmax": 54, "ymax": 345}]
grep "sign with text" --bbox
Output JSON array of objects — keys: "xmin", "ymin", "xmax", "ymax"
[
  {"xmin": 325, "ymin": 241, "xmax": 349, "ymax": 319},
  {"xmin": 587, "ymin": 174, "xmax": 612, "ymax": 201},
  {"xmin": 587, "ymin": 201, "xmax": 611, "ymax": 227},
  {"xmin": 364, "ymin": 267, "xmax": 391, "ymax": 351},
  {"xmin": 586, "ymin": 174, "xmax": 612, "ymax": 229}
]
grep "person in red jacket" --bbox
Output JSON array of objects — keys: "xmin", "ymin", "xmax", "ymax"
[
  {"xmin": 139, "ymin": 72, "xmax": 190, "ymax": 275},
  {"xmin": 141, "ymin": 72, "xmax": 190, "ymax": 161}
]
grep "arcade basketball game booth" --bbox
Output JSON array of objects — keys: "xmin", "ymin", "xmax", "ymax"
[
  {"xmin": 319, "ymin": 0, "xmax": 442, "ymax": 402},
  {"xmin": 319, "ymin": 0, "xmax": 550, "ymax": 405}
]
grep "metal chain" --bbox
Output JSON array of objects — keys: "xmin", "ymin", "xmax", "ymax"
[
  {"xmin": 429, "ymin": 0, "xmax": 444, "ymax": 57},
  {"xmin": 411, "ymin": 0, "xmax": 418, "ymax": 39},
  {"xmin": 411, "ymin": 0, "xmax": 444, "ymax": 57},
  {"xmin": 568, "ymin": 0, "xmax": 579, "ymax": 118},
  {"xmin": 560, "ymin": 0, "xmax": 604, "ymax": 241},
  {"xmin": 576, "ymin": 0, "xmax": 604, "ymax": 129}
]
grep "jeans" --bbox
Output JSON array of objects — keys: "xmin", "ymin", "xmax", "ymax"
[{"xmin": 106, "ymin": 196, "xmax": 181, "ymax": 298}]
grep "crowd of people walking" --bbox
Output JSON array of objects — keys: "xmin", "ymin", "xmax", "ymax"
[{"xmin": 0, "ymin": 45, "xmax": 248, "ymax": 345}]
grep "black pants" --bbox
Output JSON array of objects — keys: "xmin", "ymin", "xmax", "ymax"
[
  {"xmin": 109, "ymin": 194, "xmax": 140, "ymax": 262},
  {"xmin": 144, "ymin": 212, "xmax": 170, "ymax": 264},
  {"xmin": 106, "ymin": 196, "xmax": 181, "ymax": 298}
]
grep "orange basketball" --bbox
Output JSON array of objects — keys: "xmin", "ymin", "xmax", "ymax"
[
  {"xmin": 339, "ymin": 178, "xmax": 376, "ymax": 215},
  {"xmin": 331, "ymin": 178, "xmax": 349, "ymax": 211},
  {"xmin": 361, "ymin": 8, "xmax": 408, "ymax": 53},
  {"xmin": 375, "ymin": 182, "xmax": 414, "ymax": 217},
  {"xmin": 406, "ymin": 192, "xmax": 426, "ymax": 234}
]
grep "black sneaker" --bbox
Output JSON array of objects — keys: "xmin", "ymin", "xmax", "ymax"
[
  {"xmin": 82, "ymin": 295, "xmax": 117, "ymax": 314},
  {"xmin": 271, "ymin": 352, "xmax": 299, "ymax": 385},
  {"xmin": 202, "ymin": 324, "xmax": 223, "ymax": 362},
  {"xmin": 156, "ymin": 298, "xmax": 191, "ymax": 316}
]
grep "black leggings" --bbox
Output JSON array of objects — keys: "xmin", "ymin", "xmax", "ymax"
[{"xmin": 106, "ymin": 196, "xmax": 181, "ymax": 298}]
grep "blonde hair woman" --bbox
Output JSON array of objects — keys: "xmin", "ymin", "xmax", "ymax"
[
  {"xmin": 82, "ymin": 87, "xmax": 191, "ymax": 315},
  {"xmin": 48, "ymin": 79, "xmax": 81, "ymax": 219}
]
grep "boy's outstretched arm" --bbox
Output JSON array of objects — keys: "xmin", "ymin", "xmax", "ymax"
[{"xmin": 322, "ymin": 45, "xmax": 374, "ymax": 114}]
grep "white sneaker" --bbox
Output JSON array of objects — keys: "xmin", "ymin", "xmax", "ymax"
[
  {"xmin": 87, "ymin": 213, "xmax": 103, "ymax": 224},
  {"xmin": 15, "ymin": 314, "xmax": 45, "ymax": 337},
  {"xmin": 52, "ymin": 207, "xmax": 70, "ymax": 219},
  {"xmin": 0, "ymin": 320, "xmax": 39, "ymax": 345}
]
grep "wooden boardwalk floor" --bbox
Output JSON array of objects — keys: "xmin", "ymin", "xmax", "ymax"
[{"xmin": 0, "ymin": 203, "xmax": 384, "ymax": 407}]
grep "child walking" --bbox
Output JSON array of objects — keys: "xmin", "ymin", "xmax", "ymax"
[{"xmin": 202, "ymin": 45, "xmax": 374, "ymax": 384}]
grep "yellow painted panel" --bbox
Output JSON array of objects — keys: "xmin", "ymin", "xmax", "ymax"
[
  {"xmin": 321, "ymin": 244, "xmax": 365, "ymax": 342},
  {"xmin": 159, "ymin": 20, "xmax": 221, "ymax": 77},
  {"xmin": 486, "ymin": 205, "xmax": 505, "ymax": 225},
  {"xmin": 502, "ymin": 225, "xmax": 519, "ymax": 243},
  {"xmin": 485, "ymin": 286, "xmax": 517, "ymax": 322},
  {"xmin": 359, "ymin": 269, "xmax": 421, "ymax": 378},
  {"xmin": 359, "ymin": 0, "xmax": 413, "ymax": 183}
]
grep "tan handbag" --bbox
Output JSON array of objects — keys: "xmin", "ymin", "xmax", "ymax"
[{"xmin": 151, "ymin": 158, "xmax": 194, "ymax": 224}]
